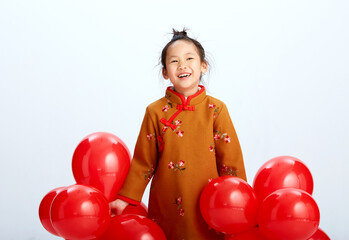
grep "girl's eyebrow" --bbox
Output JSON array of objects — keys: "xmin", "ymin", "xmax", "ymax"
[{"xmin": 167, "ymin": 52, "xmax": 196, "ymax": 59}]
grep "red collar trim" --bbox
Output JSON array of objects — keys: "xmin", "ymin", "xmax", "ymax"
[{"xmin": 166, "ymin": 85, "xmax": 205, "ymax": 105}]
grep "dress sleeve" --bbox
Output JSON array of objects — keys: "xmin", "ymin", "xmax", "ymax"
[
  {"xmin": 213, "ymin": 103, "xmax": 247, "ymax": 181},
  {"xmin": 117, "ymin": 107, "xmax": 158, "ymax": 205}
]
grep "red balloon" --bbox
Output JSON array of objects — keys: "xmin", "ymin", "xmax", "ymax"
[
  {"xmin": 50, "ymin": 184, "xmax": 111, "ymax": 240},
  {"xmin": 200, "ymin": 176, "xmax": 259, "ymax": 234},
  {"xmin": 72, "ymin": 132, "xmax": 131, "ymax": 201},
  {"xmin": 253, "ymin": 156, "xmax": 313, "ymax": 202},
  {"xmin": 38, "ymin": 187, "xmax": 65, "ymax": 236},
  {"xmin": 258, "ymin": 188, "xmax": 320, "ymax": 240},
  {"xmin": 225, "ymin": 227, "xmax": 267, "ymax": 240},
  {"xmin": 98, "ymin": 215, "xmax": 167, "ymax": 240},
  {"xmin": 307, "ymin": 228, "xmax": 330, "ymax": 240}
]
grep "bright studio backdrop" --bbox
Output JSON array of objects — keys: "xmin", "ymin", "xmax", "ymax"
[{"xmin": 0, "ymin": 0, "xmax": 348, "ymax": 239}]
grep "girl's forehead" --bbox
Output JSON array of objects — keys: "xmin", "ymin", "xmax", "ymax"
[{"xmin": 167, "ymin": 40, "xmax": 199, "ymax": 57}]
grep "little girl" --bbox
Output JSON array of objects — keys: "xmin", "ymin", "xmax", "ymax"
[{"xmin": 110, "ymin": 29, "xmax": 246, "ymax": 240}]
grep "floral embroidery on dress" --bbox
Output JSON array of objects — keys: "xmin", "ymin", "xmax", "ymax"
[
  {"xmin": 168, "ymin": 160, "xmax": 186, "ymax": 174},
  {"xmin": 144, "ymin": 166, "xmax": 155, "ymax": 180},
  {"xmin": 176, "ymin": 130, "xmax": 184, "ymax": 137},
  {"xmin": 162, "ymin": 126, "xmax": 168, "ymax": 133},
  {"xmin": 174, "ymin": 197, "xmax": 184, "ymax": 217},
  {"xmin": 224, "ymin": 135, "xmax": 231, "ymax": 143},
  {"xmin": 174, "ymin": 119, "xmax": 182, "ymax": 126},
  {"xmin": 209, "ymin": 103, "xmax": 216, "ymax": 108},
  {"xmin": 214, "ymin": 134, "xmax": 221, "ymax": 140},
  {"xmin": 208, "ymin": 178, "xmax": 213, "ymax": 183},
  {"xmin": 220, "ymin": 164, "xmax": 239, "ymax": 177},
  {"xmin": 209, "ymin": 143, "xmax": 215, "ymax": 152},
  {"xmin": 213, "ymin": 106, "xmax": 220, "ymax": 119},
  {"xmin": 168, "ymin": 161, "xmax": 175, "ymax": 169},
  {"xmin": 147, "ymin": 133, "xmax": 157, "ymax": 141},
  {"xmin": 209, "ymin": 103, "xmax": 220, "ymax": 118},
  {"xmin": 214, "ymin": 130, "xmax": 230, "ymax": 143},
  {"xmin": 165, "ymin": 94, "xmax": 173, "ymax": 108},
  {"xmin": 162, "ymin": 105, "xmax": 170, "ymax": 112},
  {"xmin": 179, "ymin": 208, "xmax": 184, "ymax": 217},
  {"xmin": 169, "ymin": 120, "xmax": 180, "ymax": 132}
]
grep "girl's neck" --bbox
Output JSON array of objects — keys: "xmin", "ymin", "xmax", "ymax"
[{"xmin": 171, "ymin": 86, "xmax": 201, "ymax": 98}]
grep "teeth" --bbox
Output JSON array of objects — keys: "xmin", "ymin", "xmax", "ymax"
[{"xmin": 179, "ymin": 74, "xmax": 190, "ymax": 78}]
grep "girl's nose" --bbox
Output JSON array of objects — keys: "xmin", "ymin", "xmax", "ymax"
[{"xmin": 178, "ymin": 64, "xmax": 187, "ymax": 70}]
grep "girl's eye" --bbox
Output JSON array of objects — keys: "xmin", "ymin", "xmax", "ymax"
[
  {"xmin": 187, "ymin": 58, "xmax": 194, "ymax": 60},
  {"xmin": 170, "ymin": 60, "xmax": 178, "ymax": 63}
]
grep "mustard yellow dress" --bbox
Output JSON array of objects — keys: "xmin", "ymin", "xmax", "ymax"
[{"xmin": 117, "ymin": 86, "xmax": 246, "ymax": 240}]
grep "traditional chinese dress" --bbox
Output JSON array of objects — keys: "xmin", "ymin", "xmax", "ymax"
[{"xmin": 117, "ymin": 85, "xmax": 246, "ymax": 240}]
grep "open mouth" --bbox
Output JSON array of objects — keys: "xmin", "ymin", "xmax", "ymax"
[{"xmin": 178, "ymin": 73, "xmax": 191, "ymax": 78}]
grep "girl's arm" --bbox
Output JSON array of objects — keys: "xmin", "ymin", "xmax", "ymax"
[
  {"xmin": 115, "ymin": 106, "xmax": 159, "ymax": 205},
  {"xmin": 213, "ymin": 103, "xmax": 247, "ymax": 181}
]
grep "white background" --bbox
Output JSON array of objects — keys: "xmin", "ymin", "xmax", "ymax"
[{"xmin": 0, "ymin": 0, "xmax": 348, "ymax": 239}]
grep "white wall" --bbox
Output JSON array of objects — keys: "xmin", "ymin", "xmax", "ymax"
[{"xmin": 0, "ymin": 0, "xmax": 348, "ymax": 239}]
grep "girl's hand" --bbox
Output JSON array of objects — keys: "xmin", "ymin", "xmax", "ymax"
[{"xmin": 109, "ymin": 199, "xmax": 129, "ymax": 216}]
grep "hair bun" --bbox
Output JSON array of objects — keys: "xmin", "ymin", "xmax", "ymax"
[{"xmin": 172, "ymin": 28, "xmax": 188, "ymax": 38}]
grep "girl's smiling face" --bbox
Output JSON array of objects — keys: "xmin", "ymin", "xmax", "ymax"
[{"xmin": 162, "ymin": 40, "xmax": 208, "ymax": 97}]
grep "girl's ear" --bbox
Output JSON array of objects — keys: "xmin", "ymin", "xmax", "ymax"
[
  {"xmin": 162, "ymin": 68, "xmax": 169, "ymax": 80},
  {"xmin": 201, "ymin": 61, "xmax": 208, "ymax": 74}
]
